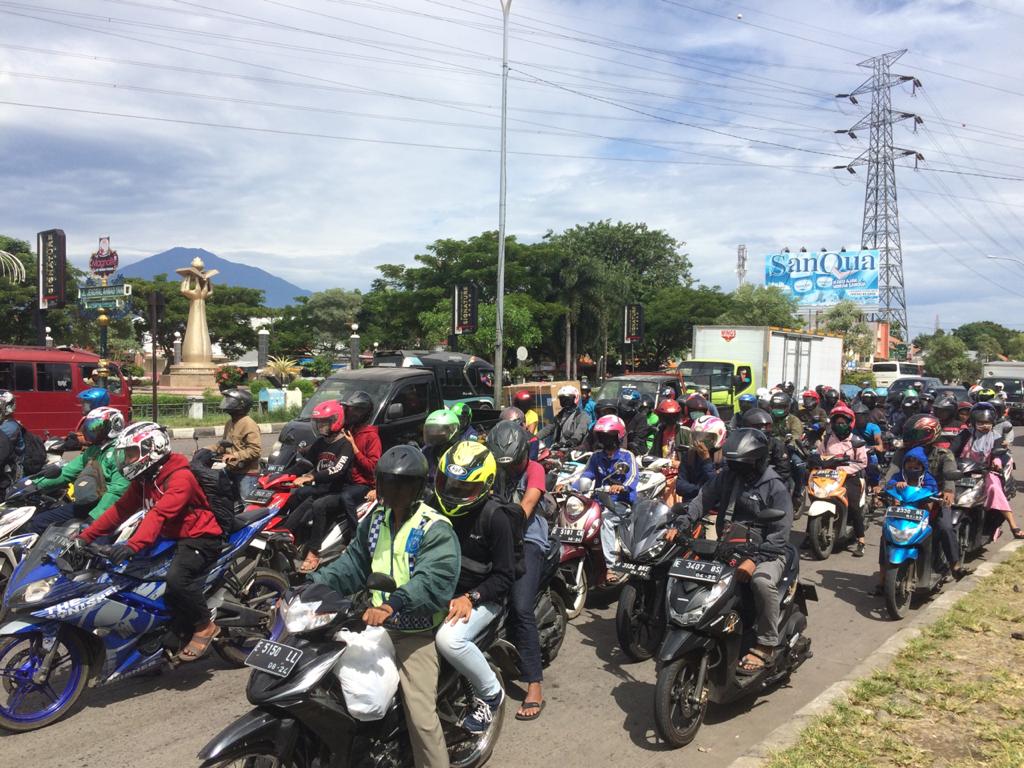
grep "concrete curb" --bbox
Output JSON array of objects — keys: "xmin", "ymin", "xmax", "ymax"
[
  {"xmin": 726, "ymin": 538, "xmax": 1024, "ymax": 768},
  {"xmin": 169, "ymin": 422, "xmax": 286, "ymax": 440}
]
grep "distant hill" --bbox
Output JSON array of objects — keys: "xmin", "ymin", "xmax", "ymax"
[{"xmin": 120, "ymin": 247, "xmax": 311, "ymax": 307}]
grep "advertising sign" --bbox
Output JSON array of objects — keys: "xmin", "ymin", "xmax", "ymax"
[
  {"xmin": 452, "ymin": 283, "xmax": 478, "ymax": 335},
  {"xmin": 37, "ymin": 229, "xmax": 66, "ymax": 309},
  {"xmin": 623, "ymin": 303, "xmax": 644, "ymax": 344},
  {"xmin": 89, "ymin": 235, "xmax": 119, "ymax": 276},
  {"xmin": 764, "ymin": 249, "xmax": 879, "ymax": 308}
]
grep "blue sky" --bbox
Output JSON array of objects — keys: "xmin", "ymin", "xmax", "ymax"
[{"xmin": 1, "ymin": 0, "xmax": 1022, "ymax": 338}]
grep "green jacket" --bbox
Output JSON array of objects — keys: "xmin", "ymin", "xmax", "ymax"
[
  {"xmin": 34, "ymin": 443, "xmax": 131, "ymax": 519},
  {"xmin": 312, "ymin": 503, "xmax": 460, "ymax": 632}
]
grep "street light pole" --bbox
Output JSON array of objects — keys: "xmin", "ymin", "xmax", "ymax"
[{"xmin": 493, "ymin": 0, "xmax": 512, "ymax": 409}]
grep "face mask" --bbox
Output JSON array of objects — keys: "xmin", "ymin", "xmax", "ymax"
[
  {"xmin": 771, "ymin": 409, "xmax": 786, "ymax": 420},
  {"xmin": 803, "ymin": 399, "xmax": 816, "ymax": 410},
  {"xmin": 905, "ymin": 466, "xmax": 923, "ymax": 485},
  {"xmin": 832, "ymin": 422, "xmax": 852, "ymax": 438}
]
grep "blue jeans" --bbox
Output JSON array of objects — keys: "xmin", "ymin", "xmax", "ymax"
[
  {"xmin": 434, "ymin": 601, "xmax": 503, "ymax": 699},
  {"xmin": 508, "ymin": 542, "xmax": 545, "ymax": 683},
  {"xmin": 30, "ymin": 502, "xmax": 90, "ymax": 535}
]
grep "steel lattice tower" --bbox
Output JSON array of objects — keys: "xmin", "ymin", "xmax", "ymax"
[{"xmin": 835, "ymin": 50, "xmax": 922, "ymax": 342}]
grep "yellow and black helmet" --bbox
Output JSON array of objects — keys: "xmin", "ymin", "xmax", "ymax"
[{"xmin": 435, "ymin": 441, "xmax": 497, "ymax": 517}]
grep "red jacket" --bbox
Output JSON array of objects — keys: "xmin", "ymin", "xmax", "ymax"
[
  {"xmin": 350, "ymin": 425, "xmax": 382, "ymax": 487},
  {"xmin": 80, "ymin": 453, "xmax": 223, "ymax": 552}
]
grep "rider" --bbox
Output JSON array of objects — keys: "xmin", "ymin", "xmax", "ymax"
[
  {"xmin": 653, "ymin": 398, "xmax": 683, "ymax": 458},
  {"xmin": 820, "ymin": 386, "xmax": 840, "ymax": 414},
  {"xmin": 579, "ymin": 382, "xmax": 597, "ymax": 426},
  {"xmin": 77, "ymin": 422, "xmax": 224, "ymax": 662},
  {"xmin": 668, "ymin": 429, "xmax": 793, "ymax": 675},
  {"xmin": 312, "ymin": 445, "xmax": 460, "ymax": 768},
  {"xmin": 919, "ymin": 391, "xmax": 936, "ymax": 415},
  {"xmin": 769, "ymin": 392, "xmax": 804, "ymax": 446},
  {"xmin": 891, "ymin": 389, "xmax": 920, "ymax": 436},
  {"xmin": 487, "ymin": 421, "xmax": 549, "ymax": 721},
  {"xmin": 729, "ymin": 393, "xmax": 758, "ymax": 430},
  {"xmin": 213, "ymin": 388, "xmax": 261, "ymax": 499},
  {"xmin": 60, "ymin": 387, "xmax": 113, "ymax": 452},
  {"xmin": 682, "ymin": 392, "xmax": 710, "ymax": 427},
  {"xmin": 853, "ymin": 402, "xmax": 884, "ymax": 495},
  {"xmin": 859, "ymin": 388, "xmax": 889, "ymax": 430},
  {"xmin": 337, "ymin": 390, "xmax": 383, "ymax": 523},
  {"xmin": 422, "ymin": 409, "xmax": 462, "ymax": 484},
  {"xmin": 741, "ymin": 407, "xmax": 793, "ymax": 488},
  {"xmin": 933, "ymin": 395, "xmax": 965, "ymax": 450},
  {"xmin": 958, "ymin": 403, "xmax": 1024, "ymax": 539},
  {"xmin": 540, "ymin": 385, "xmax": 590, "ymax": 450},
  {"xmin": 29, "ymin": 407, "xmax": 130, "ymax": 533},
  {"xmin": 449, "ymin": 402, "xmax": 480, "ymax": 443},
  {"xmin": 433, "ymin": 442, "xmax": 514, "ymax": 733},
  {"xmin": 675, "ymin": 414, "xmax": 726, "ymax": 504},
  {"xmin": 617, "ymin": 390, "xmax": 650, "ymax": 455},
  {"xmin": 500, "ymin": 406, "xmax": 538, "ymax": 461},
  {"xmin": 797, "ymin": 390, "xmax": 828, "ymax": 428},
  {"xmin": 0, "ymin": 389, "xmax": 24, "ymax": 481},
  {"xmin": 819, "ymin": 403, "xmax": 869, "ymax": 557}
]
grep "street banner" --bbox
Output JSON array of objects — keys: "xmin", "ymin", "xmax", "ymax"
[
  {"xmin": 764, "ymin": 249, "xmax": 879, "ymax": 308},
  {"xmin": 37, "ymin": 229, "xmax": 66, "ymax": 309},
  {"xmin": 623, "ymin": 303, "xmax": 644, "ymax": 344},
  {"xmin": 452, "ymin": 283, "xmax": 478, "ymax": 335}
]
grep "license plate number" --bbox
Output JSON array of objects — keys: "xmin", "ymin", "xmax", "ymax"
[
  {"xmin": 614, "ymin": 561, "xmax": 652, "ymax": 579},
  {"xmin": 245, "ymin": 489, "xmax": 275, "ymax": 504},
  {"xmin": 553, "ymin": 526, "xmax": 584, "ymax": 544},
  {"xmin": 244, "ymin": 639, "xmax": 303, "ymax": 678},
  {"xmin": 886, "ymin": 506, "xmax": 926, "ymax": 522},
  {"xmin": 669, "ymin": 558, "xmax": 727, "ymax": 583}
]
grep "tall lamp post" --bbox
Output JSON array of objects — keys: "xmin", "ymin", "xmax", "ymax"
[
  {"xmin": 493, "ymin": 0, "xmax": 512, "ymax": 409},
  {"xmin": 349, "ymin": 323, "xmax": 360, "ymax": 371}
]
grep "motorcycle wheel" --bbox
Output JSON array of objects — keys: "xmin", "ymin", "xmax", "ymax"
[
  {"xmin": 653, "ymin": 654, "xmax": 708, "ymax": 748},
  {"xmin": 0, "ymin": 630, "xmax": 90, "ymax": 732},
  {"xmin": 561, "ymin": 564, "xmax": 589, "ymax": 621},
  {"xmin": 615, "ymin": 583, "xmax": 659, "ymax": 662},
  {"xmin": 806, "ymin": 516, "xmax": 834, "ymax": 561},
  {"xmin": 541, "ymin": 590, "xmax": 568, "ymax": 666},
  {"xmin": 214, "ymin": 568, "xmax": 290, "ymax": 667},
  {"xmin": 201, "ymin": 747, "xmax": 312, "ymax": 767},
  {"xmin": 884, "ymin": 562, "xmax": 914, "ymax": 620},
  {"xmin": 447, "ymin": 661, "xmax": 505, "ymax": 768},
  {"xmin": 956, "ymin": 521, "xmax": 971, "ymax": 570}
]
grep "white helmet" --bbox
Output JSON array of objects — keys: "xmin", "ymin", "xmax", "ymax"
[
  {"xmin": 995, "ymin": 381, "xmax": 1005, "ymax": 392},
  {"xmin": 114, "ymin": 421, "xmax": 171, "ymax": 480},
  {"xmin": 556, "ymin": 385, "xmax": 580, "ymax": 407},
  {"xmin": 692, "ymin": 415, "xmax": 728, "ymax": 449},
  {"xmin": 80, "ymin": 407, "xmax": 126, "ymax": 446}
]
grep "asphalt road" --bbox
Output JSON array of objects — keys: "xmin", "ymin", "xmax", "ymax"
[{"xmin": 4, "ymin": 437, "xmax": 1019, "ymax": 768}]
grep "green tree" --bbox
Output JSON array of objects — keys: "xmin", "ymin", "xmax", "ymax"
[
  {"xmin": 924, "ymin": 334, "xmax": 981, "ymax": 382},
  {"xmin": 952, "ymin": 321, "xmax": 1016, "ymax": 353},
  {"xmin": 912, "ymin": 329, "xmax": 944, "ymax": 353},
  {"xmin": 716, "ymin": 284, "xmax": 802, "ymax": 328},
  {"xmin": 417, "ymin": 296, "xmax": 542, "ymax": 359},
  {"xmin": 819, "ymin": 300, "xmax": 874, "ymax": 360},
  {"xmin": 973, "ymin": 333, "xmax": 1003, "ymax": 363},
  {"xmin": 271, "ymin": 288, "xmax": 362, "ymax": 357},
  {"xmin": 643, "ymin": 284, "xmax": 730, "ymax": 364}
]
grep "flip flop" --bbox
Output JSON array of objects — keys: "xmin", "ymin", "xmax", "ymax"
[
  {"xmin": 178, "ymin": 626, "xmax": 221, "ymax": 662},
  {"xmin": 515, "ymin": 700, "xmax": 545, "ymax": 721},
  {"xmin": 737, "ymin": 647, "xmax": 773, "ymax": 676},
  {"xmin": 299, "ymin": 552, "xmax": 321, "ymax": 573}
]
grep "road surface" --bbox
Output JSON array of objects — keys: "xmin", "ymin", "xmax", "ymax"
[{"xmin": 4, "ymin": 437, "xmax": 1019, "ymax": 767}]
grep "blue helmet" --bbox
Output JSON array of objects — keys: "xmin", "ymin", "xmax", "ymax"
[
  {"xmin": 738, "ymin": 393, "xmax": 758, "ymax": 412},
  {"xmin": 77, "ymin": 387, "xmax": 110, "ymax": 412}
]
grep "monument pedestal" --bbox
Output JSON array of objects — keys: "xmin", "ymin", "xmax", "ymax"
[{"xmin": 162, "ymin": 362, "xmax": 219, "ymax": 394}]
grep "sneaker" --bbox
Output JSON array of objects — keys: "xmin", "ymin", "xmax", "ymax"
[
  {"xmin": 852, "ymin": 541, "xmax": 865, "ymax": 558},
  {"xmin": 459, "ymin": 690, "xmax": 504, "ymax": 734}
]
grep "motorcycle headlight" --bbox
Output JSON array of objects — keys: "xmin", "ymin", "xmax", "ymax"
[
  {"xmin": 811, "ymin": 480, "xmax": 839, "ymax": 498},
  {"xmin": 283, "ymin": 597, "xmax": 336, "ymax": 634},
  {"xmin": 564, "ymin": 496, "xmax": 585, "ymax": 519},
  {"xmin": 24, "ymin": 576, "xmax": 58, "ymax": 604},
  {"xmin": 671, "ymin": 573, "xmax": 733, "ymax": 626},
  {"xmin": 886, "ymin": 519, "xmax": 924, "ymax": 544},
  {"xmin": 643, "ymin": 539, "xmax": 667, "ymax": 561}
]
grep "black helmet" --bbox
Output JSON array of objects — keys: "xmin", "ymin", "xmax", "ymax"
[
  {"xmin": 339, "ymin": 390, "xmax": 374, "ymax": 428},
  {"xmin": 821, "ymin": 387, "xmax": 839, "ymax": 410},
  {"xmin": 859, "ymin": 389, "xmax": 878, "ymax": 409},
  {"xmin": 920, "ymin": 391, "xmax": 935, "ymax": 407},
  {"xmin": 218, "ymin": 388, "xmax": 253, "ymax": 415},
  {"xmin": 852, "ymin": 401, "xmax": 870, "ymax": 426},
  {"xmin": 639, "ymin": 393, "xmax": 655, "ymax": 413},
  {"xmin": 375, "ymin": 445, "xmax": 429, "ymax": 511},
  {"xmin": 659, "ymin": 385, "xmax": 676, "ymax": 401},
  {"xmin": 684, "ymin": 393, "xmax": 709, "ymax": 418},
  {"xmin": 595, "ymin": 398, "xmax": 618, "ymax": 418},
  {"xmin": 768, "ymin": 391, "xmax": 791, "ymax": 420},
  {"xmin": 500, "ymin": 406, "xmax": 525, "ymax": 426},
  {"xmin": 723, "ymin": 428, "xmax": 770, "ymax": 478},
  {"xmin": 486, "ymin": 420, "xmax": 529, "ymax": 469},
  {"xmin": 781, "ymin": 381, "xmax": 795, "ymax": 396},
  {"xmin": 933, "ymin": 395, "xmax": 957, "ymax": 423},
  {"xmin": 580, "ymin": 381, "xmax": 591, "ymax": 394},
  {"xmin": 618, "ymin": 390, "xmax": 641, "ymax": 418},
  {"xmin": 740, "ymin": 407, "xmax": 773, "ymax": 433}
]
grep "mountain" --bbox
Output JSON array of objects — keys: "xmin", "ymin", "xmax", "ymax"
[{"xmin": 120, "ymin": 247, "xmax": 311, "ymax": 307}]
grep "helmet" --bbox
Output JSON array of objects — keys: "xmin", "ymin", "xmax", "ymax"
[
  {"xmin": 80, "ymin": 407, "xmax": 126, "ymax": 446},
  {"xmin": 901, "ymin": 390, "xmax": 920, "ymax": 412},
  {"xmin": 933, "ymin": 395, "xmax": 958, "ymax": 423},
  {"xmin": 756, "ymin": 387, "xmax": 771, "ymax": 411},
  {"xmin": 486, "ymin": 420, "xmax": 530, "ymax": 469},
  {"xmin": 340, "ymin": 390, "xmax": 374, "ymax": 428},
  {"xmin": 902, "ymin": 414, "xmax": 941, "ymax": 448},
  {"xmin": 513, "ymin": 390, "xmax": 535, "ymax": 411},
  {"xmin": 920, "ymin": 390, "xmax": 935, "ymax": 406},
  {"xmin": 556, "ymin": 385, "xmax": 580, "ymax": 410},
  {"xmin": 738, "ymin": 393, "xmax": 758, "ymax": 413},
  {"xmin": 830, "ymin": 402, "xmax": 855, "ymax": 423},
  {"xmin": 976, "ymin": 387, "xmax": 996, "ymax": 403},
  {"xmin": 618, "ymin": 390, "xmax": 641, "ymax": 418},
  {"xmin": 449, "ymin": 402, "xmax": 472, "ymax": 431},
  {"xmin": 595, "ymin": 398, "xmax": 618, "ymax": 418},
  {"xmin": 970, "ymin": 402, "xmax": 997, "ymax": 425},
  {"xmin": 968, "ymin": 384, "xmax": 982, "ymax": 402},
  {"xmin": 580, "ymin": 381, "xmax": 591, "ymax": 395},
  {"xmin": 821, "ymin": 387, "xmax": 839, "ymax": 410},
  {"xmin": 219, "ymin": 387, "xmax": 253, "ymax": 415},
  {"xmin": 375, "ymin": 445, "xmax": 430, "ymax": 511},
  {"xmin": 639, "ymin": 393, "xmax": 655, "ymax": 413},
  {"xmin": 114, "ymin": 421, "xmax": 171, "ymax": 481},
  {"xmin": 800, "ymin": 390, "xmax": 820, "ymax": 410},
  {"xmin": 0, "ymin": 390, "xmax": 14, "ymax": 419},
  {"xmin": 852, "ymin": 401, "xmax": 870, "ymax": 426},
  {"xmin": 423, "ymin": 409, "xmax": 460, "ymax": 448},
  {"xmin": 435, "ymin": 441, "xmax": 497, "ymax": 517},
  {"xmin": 500, "ymin": 406, "xmax": 525, "ymax": 426},
  {"xmin": 722, "ymin": 428, "xmax": 770, "ymax": 478},
  {"xmin": 77, "ymin": 387, "xmax": 110, "ymax": 413},
  {"xmin": 593, "ymin": 415, "xmax": 627, "ymax": 451},
  {"xmin": 740, "ymin": 407, "xmax": 773, "ymax": 433},
  {"xmin": 994, "ymin": 381, "xmax": 1005, "ymax": 392},
  {"xmin": 768, "ymin": 391, "xmax": 791, "ymax": 420},
  {"xmin": 691, "ymin": 415, "xmax": 727, "ymax": 449},
  {"xmin": 310, "ymin": 400, "xmax": 345, "ymax": 437},
  {"xmin": 655, "ymin": 398, "xmax": 682, "ymax": 423},
  {"xmin": 781, "ymin": 381, "xmax": 795, "ymax": 396},
  {"xmin": 684, "ymin": 393, "xmax": 709, "ymax": 419},
  {"xmin": 859, "ymin": 389, "xmax": 878, "ymax": 409},
  {"xmin": 659, "ymin": 386, "xmax": 677, "ymax": 401}
]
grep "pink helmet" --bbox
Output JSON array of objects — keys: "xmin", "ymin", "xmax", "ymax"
[
  {"xmin": 593, "ymin": 414, "xmax": 626, "ymax": 450},
  {"xmin": 691, "ymin": 415, "xmax": 728, "ymax": 449}
]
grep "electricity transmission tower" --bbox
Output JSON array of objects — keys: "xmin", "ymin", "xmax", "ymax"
[
  {"xmin": 736, "ymin": 244, "xmax": 747, "ymax": 286},
  {"xmin": 834, "ymin": 50, "xmax": 923, "ymax": 342}
]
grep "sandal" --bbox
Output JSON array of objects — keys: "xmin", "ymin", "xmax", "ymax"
[
  {"xmin": 299, "ymin": 551, "xmax": 321, "ymax": 573},
  {"xmin": 515, "ymin": 700, "xmax": 546, "ymax": 721},
  {"xmin": 737, "ymin": 646, "xmax": 773, "ymax": 675},
  {"xmin": 1012, "ymin": 528, "xmax": 1024, "ymax": 540},
  {"xmin": 178, "ymin": 625, "xmax": 221, "ymax": 662}
]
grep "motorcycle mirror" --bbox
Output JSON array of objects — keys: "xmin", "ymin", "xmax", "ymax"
[
  {"xmin": 366, "ymin": 572, "xmax": 398, "ymax": 594},
  {"xmin": 614, "ymin": 461, "xmax": 630, "ymax": 475}
]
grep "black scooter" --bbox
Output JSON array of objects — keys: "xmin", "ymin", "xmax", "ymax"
[
  {"xmin": 652, "ymin": 516, "xmax": 817, "ymax": 749},
  {"xmin": 953, "ymin": 458, "xmax": 1006, "ymax": 564}
]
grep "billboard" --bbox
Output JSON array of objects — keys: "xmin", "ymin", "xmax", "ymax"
[
  {"xmin": 452, "ymin": 283, "xmax": 478, "ymax": 335},
  {"xmin": 37, "ymin": 229, "xmax": 67, "ymax": 310},
  {"xmin": 623, "ymin": 303, "xmax": 644, "ymax": 344},
  {"xmin": 764, "ymin": 249, "xmax": 879, "ymax": 308}
]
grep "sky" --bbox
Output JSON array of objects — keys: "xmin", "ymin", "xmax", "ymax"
[{"xmin": 1, "ymin": 0, "xmax": 1023, "ymax": 339}]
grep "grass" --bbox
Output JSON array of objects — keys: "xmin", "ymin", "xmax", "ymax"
[{"xmin": 767, "ymin": 546, "xmax": 1024, "ymax": 768}]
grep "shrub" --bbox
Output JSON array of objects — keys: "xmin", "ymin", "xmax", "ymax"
[
  {"xmin": 215, "ymin": 364, "xmax": 247, "ymax": 391},
  {"xmin": 290, "ymin": 379, "xmax": 316, "ymax": 398}
]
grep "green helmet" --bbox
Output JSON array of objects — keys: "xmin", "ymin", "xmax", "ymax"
[
  {"xmin": 423, "ymin": 409, "xmax": 460, "ymax": 449},
  {"xmin": 449, "ymin": 401, "xmax": 472, "ymax": 431}
]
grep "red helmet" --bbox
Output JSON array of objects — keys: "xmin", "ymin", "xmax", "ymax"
[
  {"xmin": 829, "ymin": 402, "xmax": 855, "ymax": 422},
  {"xmin": 903, "ymin": 414, "xmax": 941, "ymax": 449},
  {"xmin": 311, "ymin": 400, "xmax": 345, "ymax": 437},
  {"xmin": 593, "ymin": 415, "xmax": 626, "ymax": 450},
  {"xmin": 801, "ymin": 389, "xmax": 819, "ymax": 404},
  {"xmin": 513, "ymin": 390, "xmax": 535, "ymax": 411},
  {"xmin": 655, "ymin": 398, "xmax": 682, "ymax": 417}
]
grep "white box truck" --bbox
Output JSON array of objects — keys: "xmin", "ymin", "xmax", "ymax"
[{"xmin": 682, "ymin": 326, "xmax": 844, "ymax": 418}]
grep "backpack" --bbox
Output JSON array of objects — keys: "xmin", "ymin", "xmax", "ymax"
[
  {"xmin": 163, "ymin": 451, "xmax": 238, "ymax": 536},
  {"xmin": 481, "ymin": 497, "xmax": 526, "ymax": 579},
  {"xmin": 18, "ymin": 424, "xmax": 46, "ymax": 476}
]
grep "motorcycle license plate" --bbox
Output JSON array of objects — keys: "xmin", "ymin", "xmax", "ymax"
[
  {"xmin": 614, "ymin": 561, "xmax": 652, "ymax": 579},
  {"xmin": 553, "ymin": 526, "xmax": 584, "ymax": 544},
  {"xmin": 886, "ymin": 506, "xmax": 926, "ymax": 522},
  {"xmin": 818, "ymin": 469, "xmax": 841, "ymax": 479},
  {"xmin": 245, "ymin": 488, "xmax": 275, "ymax": 505},
  {"xmin": 669, "ymin": 558, "xmax": 727, "ymax": 583},
  {"xmin": 244, "ymin": 639, "xmax": 303, "ymax": 678}
]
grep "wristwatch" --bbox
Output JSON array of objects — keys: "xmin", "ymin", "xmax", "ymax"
[{"xmin": 467, "ymin": 590, "xmax": 482, "ymax": 607}]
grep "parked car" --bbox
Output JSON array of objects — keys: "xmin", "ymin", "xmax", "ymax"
[{"xmin": 371, "ymin": 349, "xmax": 498, "ymax": 407}]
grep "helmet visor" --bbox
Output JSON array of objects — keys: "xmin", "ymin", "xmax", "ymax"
[
  {"xmin": 114, "ymin": 444, "xmax": 144, "ymax": 473},
  {"xmin": 81, "ymin": 416, "xmax": 109, "ymax": 445},
  {"xmin": 219, "ymin": 395, "xmax": 240, "ymax": 412},
  {"xmin": 436, "ymin": 473, "xmax": 487, "ymax": 506},
  {"xmin": 423, "ymin": 423, "xmax": 456, "ymax": 447},
  {"xmin": 376, "ymin": 472, "xmax": 424, "ymax": 510},
  {"xmin": 595, "ymin": 431, "xmax": 620, "ymax": 451},
  {"xmin": 802, "ymin": 396, "xmax": 817, "ymax": 409},
  {"xmin": 312, "ymin": 416, "xmax": 335, "ymax": 437}
]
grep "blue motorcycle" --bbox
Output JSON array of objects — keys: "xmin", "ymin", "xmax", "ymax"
[
  {"xmin": 0, "ymin": 512, "xmax": 287, "ymax": 732},
  {"xmin": 880, "ymin": 485, "xmax": 949, "ymax": 620}
]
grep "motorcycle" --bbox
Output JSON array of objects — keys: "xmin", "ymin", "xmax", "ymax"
[
  {"xmin": 952, "ymin": 459, "xmax": 1005, "ymax": 563},
  {"xmin": 803, "ymin": 455, "xmax": 868, "ymax": 560},
  {"xmin": 0, "ymin": 513, "xmax": 288, "ymax": 732},
  {"xmin": 880, "ymin": 485, "xmax": 951, "ymax": 620},
  {"xmin": 612, "ymin": 499, "xmax": 703, "ymax": 662},
  {"xmin": 653, "ymin": 518, "xmax": 816, "ymax": 748},
  {"xmin": 0, "ymin": 464, "xmax": 70, "ymax": 596},
  {"xmin": 636, "ymin": 456, "xmax": 673, "ymax": 501},
  {"xmin": 198, "ymin": 576, "xmax": 505, "ymax": 768}
]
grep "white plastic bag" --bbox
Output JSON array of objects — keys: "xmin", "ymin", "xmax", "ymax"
[{"xmin": 332, "ymin": 626, "xmax": 399, "ymax": 721}]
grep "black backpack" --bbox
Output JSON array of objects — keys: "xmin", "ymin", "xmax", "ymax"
[
  {"xmin": 482, "ymin": 497, "xmax": 526, "ymax": 579},
  {"xmin": 162, "ymin": 450, "xmax": 239, "ymax": 536},
  {"xmin": 17, "ymin": 423, "xmax": 46, "ymax": 477}
]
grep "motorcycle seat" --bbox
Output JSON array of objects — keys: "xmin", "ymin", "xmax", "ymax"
[{"xmin": 234, "ymin": 508, "xmax": 270, "ymax": 527}]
